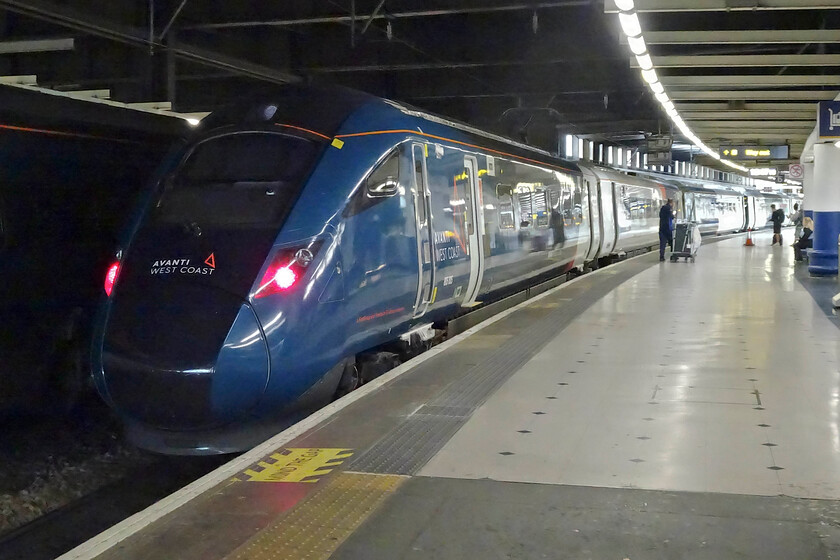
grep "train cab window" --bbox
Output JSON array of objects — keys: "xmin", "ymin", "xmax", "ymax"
[
  {"xmin": 367, "ymin": 151, "xmax": 400, "ymax": 197},
  {"xmin": 154, "ymin": 132, "xmax": 319, "ymax": 227},
  {"xmin": 344, "ymin": 149, "xmax": 401, "ymax": 217}
]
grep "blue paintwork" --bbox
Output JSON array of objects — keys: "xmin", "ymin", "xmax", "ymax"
[
  {"xmin": 211, "ymin": 303, "xmax": 269, "ymax": 421},
  {"xmin": 808, "ymin": 211, "xmax": 840, "ymax": 276}
]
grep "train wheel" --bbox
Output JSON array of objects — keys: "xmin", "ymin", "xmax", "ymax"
[
  {"xmin": 334, "ymin": 361, "xmax": 361, "ymax": 399},
  {"xmin": 358, "ymin": 351, "xmax": 401, "ymax": 384}
]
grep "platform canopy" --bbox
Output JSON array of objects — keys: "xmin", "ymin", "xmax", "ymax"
[{"xmin": 608, "ymin": 0, "xmax": 840, "ymax": 166}]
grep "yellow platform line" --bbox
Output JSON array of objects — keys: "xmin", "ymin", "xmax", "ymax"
[{"xmin": 225, "ymin": 472, "xmax": 405, "ymax": 560}]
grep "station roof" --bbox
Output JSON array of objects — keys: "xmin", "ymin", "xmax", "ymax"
[{"xmin": 0, "ymin": 0, "xmax": 837, "ymax": 172}]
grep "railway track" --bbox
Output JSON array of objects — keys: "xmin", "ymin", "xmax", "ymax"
[{"xmin": 0, "ymin": 454, "xmax": 226, "ymax": 560}]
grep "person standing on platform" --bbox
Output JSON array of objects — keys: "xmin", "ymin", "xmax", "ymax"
[
  {"xmin": 770, "ymin": 204, "xmax": 785, "ymax": 246},
  {"xmin": 659, "ymin": 198, "xmax": 674, "ymax": 261},
  {"xmin": 789, "ymin": 203, "xmax": 803, "ymax": 241}
]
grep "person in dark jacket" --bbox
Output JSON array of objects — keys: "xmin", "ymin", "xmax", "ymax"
[
  {"xmin": 659, "ymin": 198, "xmax": 674, "ymax": 261},
  {"xmin": 794, "ymin": 216, "xmax": 813, "ymax": 262},
  {"xmin": 770, "ymin": 204, "xmax": 785, "ymax": 246}
]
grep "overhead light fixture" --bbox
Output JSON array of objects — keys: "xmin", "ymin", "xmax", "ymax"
[
  {"xmin": 627, "ymin": 35, "xmax": 646, "ymax": 56},
  {"xmin": 613, "ymin": 3, "xmax": 748, "ymax": 174},
  {"xmin": 636, "ymin": 53, "xmax": 653, "ymax": 71},
  {"xmin": 618, "ymin": 12, "xmax": 642, "ymax": 37}
]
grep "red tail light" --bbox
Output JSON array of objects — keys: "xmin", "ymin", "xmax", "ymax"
[
  {"xmin": 254, "ymin": 241, "xmax": 322, "ymax": 299},
  {"xmin": 105, "ymin": 261, "xmax": 120, "ymax": 297}
]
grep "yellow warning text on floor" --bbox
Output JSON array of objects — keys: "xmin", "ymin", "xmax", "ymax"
[{"xmin": 242, "ymin": 448, "xmax": 354, "ymax": 483}]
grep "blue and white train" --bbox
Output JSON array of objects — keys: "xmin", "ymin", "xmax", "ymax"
[{"xmin": 93, "ymin": 86, "xmax": 792, "ymax": 454}]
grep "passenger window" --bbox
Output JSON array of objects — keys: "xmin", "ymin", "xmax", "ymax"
[
  {"xmin": 462, "ymin": 167, "xmax": 474, "ymax": 235},
  {"xmin": 344, "ymin": 149, "xmax": 401, "ymax": 217},
  {"xmin": 497, "ymin": 184, "xmax": 515, "ymax": 229}
]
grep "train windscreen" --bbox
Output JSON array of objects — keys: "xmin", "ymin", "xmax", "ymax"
[{"xmin": 152, "ymin": 132, "xmax": 318, "ymax": 227}]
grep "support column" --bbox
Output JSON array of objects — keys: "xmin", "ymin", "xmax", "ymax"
[
  {"xmin": 802, "ymin": 162, "xmax": 814, "ymax": 220},
  {"xmin": 808, "ymin": 144, "xmax": 840, "ymax": 276}
]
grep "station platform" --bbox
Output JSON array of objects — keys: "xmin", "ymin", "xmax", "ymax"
[{"xmin": 62, "ymin": 229, "xmax": 840, "ymax": 560}]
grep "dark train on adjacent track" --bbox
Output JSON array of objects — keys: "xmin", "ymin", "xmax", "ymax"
[
  {"xmin": 0, "ymin": 107, "xmax": 183, "ymax": 415},
  {"xmin": 92, "ymin": 86, "xmax": 797, "ymax": 454}
]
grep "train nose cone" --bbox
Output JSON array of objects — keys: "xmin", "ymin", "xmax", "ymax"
[{"xmin": 101, "ymin": 285, "xmax": 269, "ymax": 430}]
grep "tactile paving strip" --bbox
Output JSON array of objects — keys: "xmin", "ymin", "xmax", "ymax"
[
  {"xmin": 224, "ymin": 472, "xmax": 405, "ymax": 560},
  {"xmin": 348, "ymin": 257, "xmax": 654, "ymax": 475}
]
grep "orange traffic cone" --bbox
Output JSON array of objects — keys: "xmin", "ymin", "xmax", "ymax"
[{"xmin": 744, "ymin": 228, "xmax": 754, "ymax": 246}]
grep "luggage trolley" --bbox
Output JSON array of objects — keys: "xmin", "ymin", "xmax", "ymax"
[{"xmin": 670, "ymin": 220, "xmax": 702, "ymax": 262}]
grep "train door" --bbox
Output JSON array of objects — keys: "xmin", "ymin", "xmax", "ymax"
[
  {"xmin": 411, "ymin": 144, "xmax": 435, "ymax": 318},
  {"xmin": 582, "ymin": 170, "xmax": 600, "ymax": 261},
  {"xmin": 748, "ymin": 196, "xmax": 757, "ymax": 230},
  {"xmin": 742, "ymin": 195, "xmax": 750, "ymax": 231},
  {"xmin": 461, "ymin": 155, "xmax": 485, "ymax": 306},
  {"xmin": 599, "ymin": 180, "xmax": 617, "ymax": 255}
]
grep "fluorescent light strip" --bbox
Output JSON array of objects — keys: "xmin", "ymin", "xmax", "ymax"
[{"xmin": 614, "ymin": 1, "xmax": 747, "ymax": 174}]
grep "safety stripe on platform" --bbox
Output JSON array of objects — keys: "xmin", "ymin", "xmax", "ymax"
[{"xmin": 224, "ymin": 473, "xmax": 405, "ymax": 560}]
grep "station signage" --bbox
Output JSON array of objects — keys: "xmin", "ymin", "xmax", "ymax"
[
  {"xmin": 818, "ymin": 100, "xmax": 840, "ymax": 140},
  {"xmin": 719, "ymin": 145, "xmax": 789, "ymax": 160},
  {"xmin": 646, "ymin": 135, "xmax": 672, "ymax": 166},
  {"xmin": 748, "ymin": 167, "xmax": 778, "ymax": 177}
]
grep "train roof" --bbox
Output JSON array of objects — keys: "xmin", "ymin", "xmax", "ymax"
[
  {"xmin": 196, "ymin": 84, "xmax": 580, "ymax": 175},
  {"xmin": 580, "ymin": 163, "xmax": 675, "ymax": 190}
]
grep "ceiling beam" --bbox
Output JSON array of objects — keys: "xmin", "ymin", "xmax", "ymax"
[
  {"xmin": 0, "ymin": 75, "xmax": 37, "ymax": 85},
  {"xmin": 626, "ymin": 30, "xmax": 840, "ymax": 45},
  {"xmin": 661, "ymin": 75, "xmax": 840, "ymax": 87},
  {"xmin": 674, "ymin": 102, "xmax": 821, "ymax": 111},
  {"xmin": 0, "ymin": 0, "xmax": 300, "ymax": 85},
  {"xmin": 669, "ymin": 90, "xmax": 837, "ymax": 100},
  {"xmin": 307, "ymin": 57, "xmax": 599, "ymax": 73},
  {"xmin": 186, "ymin": 1, "xmax": 588, "ymax": 30},
  {"xmin": 681, "ymin": 111, "xmax": 816, "ymax": 119},
  {"xmin": 691, "ymin": 131, "xmax": 812, "ymax": 138},
  {"xmin": 693, "ymin": 120, "xmax": 814, "ymax": 132},
  {"xmin": 0, "ymin": 37, "xmax": 74, "ymax": 53},
  {"xmin": 606, "ymin": 0, "xmax": 840, "ymax": 12},
  {"xmin": 632, "ymin": 54, "xmax": 840, "ymax": 68}
]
